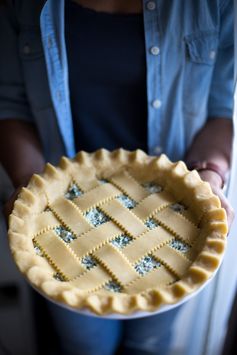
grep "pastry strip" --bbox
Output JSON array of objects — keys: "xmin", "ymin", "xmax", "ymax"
[
  {"xmin": 132, "ymin": 191, "xmax": 175, "ymax": 220},
  {"xmin": 100, "ymin": 199, "xmax": 147, "ymax": 237},
  {"xmin": 34, "ymin": 230, "xmax": 84, "ymax": 278},
  {"xmin": 70, "ymin": 265, "xmax": 109, "ymax": 291},
  {"xmin": 155, "ymin": 208, "xmax": 199, "ymax": 244},
  {"xmin": 110, "ymin": 170, "xmax": 149, "ymax": 201},
  {"xmin": 50, "ymin": 197, "xmax": 91, "ymax": 236},
  {"xmin": 72, "ymin": 170, "xmax": 100, "ymax": 192},
  {"xmin": 70, "ymin": 221, "xmax": 122, "ymax": 258},
  {"xmin": 125, "ymin": 266, "xmax": 175, "ymax": 294},
  {"xmin": 73, "ymin": 183, "xmax": 120, "ymax": 211},
  {"xmin": 33, "ymin": 211, "xmax": 59, "ymax": 235},
  {"xmin": 181, "ymin": 209, "xmax": 200, "ymax": 225},
  {"xmin": 153, "ymin": 245, "xmax": 191, "ymax": 278},
  {"xmin": 123, "ymin": 227, "xmax": 172, "ymax": 263},
  {"xmin": 94, "ymin": 244, "xmax": 138, "ymax": 284}
]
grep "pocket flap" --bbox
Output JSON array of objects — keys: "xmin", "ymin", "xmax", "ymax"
[{"xmin": 184, "ymin": 31, "xmax": 219, "ymax": 65}]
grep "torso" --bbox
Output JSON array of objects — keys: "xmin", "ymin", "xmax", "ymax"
[{"xmin": 65, "ymin": 0, "xmax": 147, "ymax": 152}]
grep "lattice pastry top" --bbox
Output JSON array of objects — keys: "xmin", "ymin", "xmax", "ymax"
[{"xmin": 8, "ymin": 149, "xmax": 228, "ymax": 315}]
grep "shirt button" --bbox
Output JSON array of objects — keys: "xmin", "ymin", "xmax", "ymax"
[
  {"xmin": 209, "ymin": 50, "xmax": 216, "ymax": 60},
  {"xmin": 150, "ymin": 46, "xmax": 160, "ymax": 56},
  {"xmin": 23, "ymin": 44, "xmax": 31, "ymax": 55},
  {"xmin": 146, "ymin": 1, "xmax": 156, "ymax": 10},
  {"xmin": 153, "ymin": 146, "xmax": 162, "ymax": 155},
  {"xmin": 152, "ymin": 99, "xmax": 162, "ymax": 109}
]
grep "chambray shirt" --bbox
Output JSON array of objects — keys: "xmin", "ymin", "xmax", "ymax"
[{"xmin": 0, "ymin": 0, "xmax": 234, "ymax": 163}]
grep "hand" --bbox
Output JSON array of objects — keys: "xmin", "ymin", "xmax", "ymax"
[{"xmin": 198, "ymin": 170, "xmax": 235, "ymax": 230}]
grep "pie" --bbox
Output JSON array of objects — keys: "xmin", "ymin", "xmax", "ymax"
[{"xmin": 8, "ymin": 149, "xmax": 228, "ymax": 315}]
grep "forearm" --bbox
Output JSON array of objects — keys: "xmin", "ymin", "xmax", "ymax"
[
  {"xmin": 0, "ymin": 119, "xmax": 45, "ymax": 188},
  {"xmin": 185, "ymin": 118, "xmax": 233, "ymax": 186}
]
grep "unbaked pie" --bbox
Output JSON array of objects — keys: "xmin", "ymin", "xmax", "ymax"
[{"xmin": 8, "ymin": 149, "xmax": 228, "ymax": 315}]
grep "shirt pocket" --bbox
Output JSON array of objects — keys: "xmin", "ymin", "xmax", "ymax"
[
  {"xmin": 18, "ymin": 29, "xmax": 52, "ymax": 110},
  {"xmin": 183, "ymin": 30, "xmax": 218, "ymax": 118}
]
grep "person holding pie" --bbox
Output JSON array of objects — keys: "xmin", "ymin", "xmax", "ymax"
[{"xmin": 0, "ymin": 1, "xmax": 234, "ymax": 354}]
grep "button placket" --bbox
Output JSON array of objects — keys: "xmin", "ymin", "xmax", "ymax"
[{"xmin": 143, "ymin": 0, "xmax": 162, "ymax": 155}]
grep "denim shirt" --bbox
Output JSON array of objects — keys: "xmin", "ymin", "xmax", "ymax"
[{"xmin": 0, "ymin": 0, "xmax": 234, "ymax": 163}]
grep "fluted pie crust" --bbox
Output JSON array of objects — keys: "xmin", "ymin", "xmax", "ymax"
[{"xmin": 8, "ymin": 149, "xmax": 228, "ymax": 315}]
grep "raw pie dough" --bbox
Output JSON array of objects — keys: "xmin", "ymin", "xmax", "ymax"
[{"xmin": 8, "ymin": 149, "xmax": 228, "ymax": 315}]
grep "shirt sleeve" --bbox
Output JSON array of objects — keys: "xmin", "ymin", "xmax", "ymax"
[
  {"xmin": 0, "ymin": 4, "xmax": 33, "ymax": 121},
  {"xmin": 207, "ymin": 0, "xmax": 234, "ymax": 119}
]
